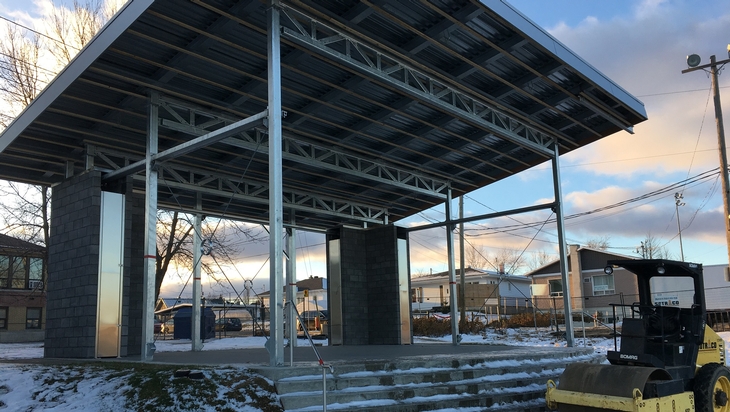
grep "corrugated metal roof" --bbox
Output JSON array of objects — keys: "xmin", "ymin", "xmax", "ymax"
[{"xmin": 0, "ymin": 0, "xmax": 646, "ymax": 231}]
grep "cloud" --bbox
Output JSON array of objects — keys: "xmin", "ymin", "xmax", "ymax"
[{"xmin": 547, "ymin": 0, "xmax": 730, "ymax": 177}]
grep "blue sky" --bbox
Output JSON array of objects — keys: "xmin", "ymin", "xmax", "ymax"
[{"xmin": 2, "ymin": 0, "xmax": 730, "ymax": 296}]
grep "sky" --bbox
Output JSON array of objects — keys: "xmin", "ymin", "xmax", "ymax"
[{"xmin": 2, "ymin": 0, "xmax": 730, "ymax": 298}]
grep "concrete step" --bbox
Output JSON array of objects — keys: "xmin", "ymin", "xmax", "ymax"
[
  {"xmin": 280, "ymin": 371, "xmax": 556, "ymax": 410},
  {"xmin": 258, "ymin": 346, "xmax": 603, "ymax": 411},
  {"xmin": 275, "ymin": 355, "xmax": 592, "ymax": 394}
]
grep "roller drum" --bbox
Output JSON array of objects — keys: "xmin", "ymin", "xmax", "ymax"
[{"xmin": 556, "ymin": 363, "xmax": 672, "ymax": 412}]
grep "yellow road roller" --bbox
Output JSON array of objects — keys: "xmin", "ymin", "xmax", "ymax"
[{"xmin": 546, "ymin": 259, "xmax": 729, "ymax": 412}]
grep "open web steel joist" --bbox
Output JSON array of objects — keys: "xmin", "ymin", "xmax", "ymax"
[{"xmin": 0, "ymin": 0, "xmax": 646, "ymax": 231}]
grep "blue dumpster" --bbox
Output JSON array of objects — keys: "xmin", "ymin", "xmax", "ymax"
[{"xmin": 173, "ymin": 307, "xmax": 216, "ymax": 340}]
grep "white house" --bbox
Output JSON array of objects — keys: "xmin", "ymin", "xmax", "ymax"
[{"xmin": 410, "ymin": 268, "xmax": 532, "ymax": 314}]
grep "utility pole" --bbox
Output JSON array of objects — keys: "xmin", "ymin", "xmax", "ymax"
[
  {"xmin": 682, "ymin": 50, "xmax": 730, "ymax": 278},
  {"xmin": 675, "ymin": 192, "xmax": 685, "ymax": 261}
]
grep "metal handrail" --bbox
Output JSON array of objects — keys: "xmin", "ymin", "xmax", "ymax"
[{"xmin": 285, "ymin": 301, "xmax": 333, "ymax": 412}]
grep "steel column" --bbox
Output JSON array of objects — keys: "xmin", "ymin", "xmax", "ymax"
[
  {"xmin": 141, "ymin": 92, "xmax": 159, "ymax": 360},
  {"xmin": 286, "ymin": 222, "xmax": 298, "ymax": 352},
  {"xmin": 552, "ymin": 142, "xmax": 574, "ymax": 347},
  {"xmin": 445, "ymin": 188, "xmax": 459, "ymax": 345},
  {"xmin": 191, "ymin": 195, "xmax": 203, "ymax": 351},
  {"xmin": 459, "ymin": 196, "xmax": 466, "ymax": 325},
  {"xmin": 265, "ymin": 0, "xmax": 285, "ymax": 366}
]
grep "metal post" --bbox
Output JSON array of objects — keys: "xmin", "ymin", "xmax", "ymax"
[
  {"xmin": 286, "ymin": 220, "xmax": 298, "ymax": 359},
  {"xmin": 265, "ymin": 0, "xmax": 285, "ymax": 366},
  {"xmin": 551, "ymin": 142, "xmax": 574, "ymax": 347},
  {"xmin": 191, "ymin": 195, "xmax": 203, "ymax": 351},
  {"xmin": 459, "ymin": 196, "xmax": 466, "ymax": 326},
  {"xmin": 141, "ymin": 92, "xmax": 159, "ymax": 361},
  {"xmin": 445, "ymin": 188, "xmax": 459, "ymax": 344}
]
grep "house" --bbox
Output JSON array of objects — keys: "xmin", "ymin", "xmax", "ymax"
[
  {"xmin": 410, "ymin": 267, "xmax": 532, "ymax": 314},
  {"xmin": 527, "ymin": 246, "xmax": 730, "ymax": 322},
  {"xmin": 260, "ymin": 276, "xmax": 328, "ymax": 313},
  {"xmin": 0, "ymin": 233, "xmax": 46, "ymax": 343},
  {"xmin": 526, "ymin": 245, "xmax": 638, "ymax": 321}
]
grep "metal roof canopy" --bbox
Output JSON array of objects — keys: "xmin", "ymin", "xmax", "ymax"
[
  {"xmin": 0, "ymin": 0, "xmax": 646, "ymax": 231},
  {"xmin": 0, "ymin": 0, "xmax": 647, "ymax": 364}
]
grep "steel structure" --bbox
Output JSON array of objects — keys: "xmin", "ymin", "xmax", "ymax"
[{"xmin": 0, "ymin": 0, "xmax": 647, "ymax": 365}]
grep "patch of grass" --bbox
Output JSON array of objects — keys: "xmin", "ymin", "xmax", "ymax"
[
  {"xmin": 23, "ymin": 362, "xmax": 282, "ymax": 411},
  {"xmin": 120, "ymin": 364, "xmax": 283, "ymax": 412}
]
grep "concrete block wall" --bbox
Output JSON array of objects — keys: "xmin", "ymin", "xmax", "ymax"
[
  {"xmin": 46, "ymin": 171, "xmax": 102, "ymax": 358},
  {"xmin": 336, "ymin": 228, "xmax": 369, "ymax": 344},
  {"xmin": 365, "ymin": 225, "xmax": 401, "ymax": 344},
  {"xmin": 46, "ymin": 172, "xmax": 145, "ymax": 358},
  {"xmin": 329, "ymin": 225, "xmax": 406, "ymax": 345},
  {"xmin": 125, "ymin": 192, "xmax": 145, "ymax": 355}
]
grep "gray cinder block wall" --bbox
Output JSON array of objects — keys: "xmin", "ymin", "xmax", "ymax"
[
  {"xmin": 46, "ymin": 171, "xmax": 144, "ymax": 358},
  {"xmin": 328, "ymin": 225, "xmax": 409, "ymax": 345},
  {"xmin": 46, "ymin": 172, "xmax": 103, "ymax": 358}
]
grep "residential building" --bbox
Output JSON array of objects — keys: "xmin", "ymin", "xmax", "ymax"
[
  {"xmin": 0, "ymin": 233, "xmax": 46, "ymax": 343},
  {"xmin": 410, "ymin": 267, "xmax": 532, "ymax": 314},
  {"xmin": 526, "ymin": 245, "xmax": 637, "ymax": 321},
  {"xmin": 260, "ymin": 276, "xmax": 328, "ymax": 313}
]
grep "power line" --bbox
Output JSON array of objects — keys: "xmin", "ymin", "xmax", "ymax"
[
  {"xmin": 0, "ymin": 14, "xmax": 80, "ymax": 51},
  {"xmin": 465, "ymin": 167, "xmax": 720, "ymax": 236},
  {"xmin": 635, "ymin": 85, "xmax": 729, "ymax": 98}
]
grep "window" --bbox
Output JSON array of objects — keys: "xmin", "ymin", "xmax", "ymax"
[
  {"xmin": 0, "ymin": 255, "xmax": 44, "ymax": 290},
  {"xmin": 592, "ymin": 274, "xmax": 615, "ymax": 296},
  {"xmin": 549, "ymin": 279, "xmax": 563, "ymax": 297},
  {"xmin": 28, "ymin": 258, "xmax": 44, "ymax": 289},
  {"xmin": 0, "ymin": 256, "xmax": 8, "ymax": 288},
  {"xmin": 0, "ymin": 307, "xmax": 7, "ymax": 329},
  {"xmin": 26, "ymin": 307, "xmax": 41, "ymax": 329},
  {"xmin": 9, "ymin": 257, "xmax": 27, "ymax": 289}
]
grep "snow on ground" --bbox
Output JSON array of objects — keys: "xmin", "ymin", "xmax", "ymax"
[{"xmin": 1, "ymin": 330, "xmax": 729, "ymax": 411}]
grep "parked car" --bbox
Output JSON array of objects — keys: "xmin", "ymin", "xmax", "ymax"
[
  {"xmin": 298, "ymin": 310, "xmax": 328, "ymax": 331},
  {"xmin": 215, "ymin": 317, "xmax": 243, "ymax": 332}
]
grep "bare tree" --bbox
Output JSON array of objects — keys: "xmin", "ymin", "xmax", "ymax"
[
  {"xmin": 464, "ymin": 243, "xmax": 489, "ymax": 269},
  {"xmin": 0, "ymin": 183, "xmax": 50, "ymax": 245},
  {"xmin": 45, "ymin": 0, "xmax": 108, "ymax": 67},
  {"xmin": 526, "ymin": 250, "xmax": 555, "ymax": 271},
  {"xmin": 586, "ymin": 236, "xmax": 611, "ymax": 251},
  {"xmin": 155, "ymin": 211, "xmax": 266, "ymax": 300},
  {"xmin": 492, "ymin": 248, "xmax": 525, "ymax": 274},
  {"xmin": 0, "ymin": 24, "xmax": 43, "ymax": 127},
  {"xmin": 637, "ymin": 233, "xmax": 673, "ymax": 259}
]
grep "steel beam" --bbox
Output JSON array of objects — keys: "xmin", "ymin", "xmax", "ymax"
[
  {"xmin": 407, "ymin": 202, "xmax": 555, "ymax": 232},
  {"xmin": 102, "ymin": 110, "xmax": 266, "ymax": 182},
  {"xmin": 155, "ymin": 115, "xmax": 448, "ymax": 199},
  {"xmin": 280, "ymin": 7, "xmax": 554, "ymax": 157},
  {"xmin": 94, "ymin": 145, "xmax": 391, "ymax": 226}
]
